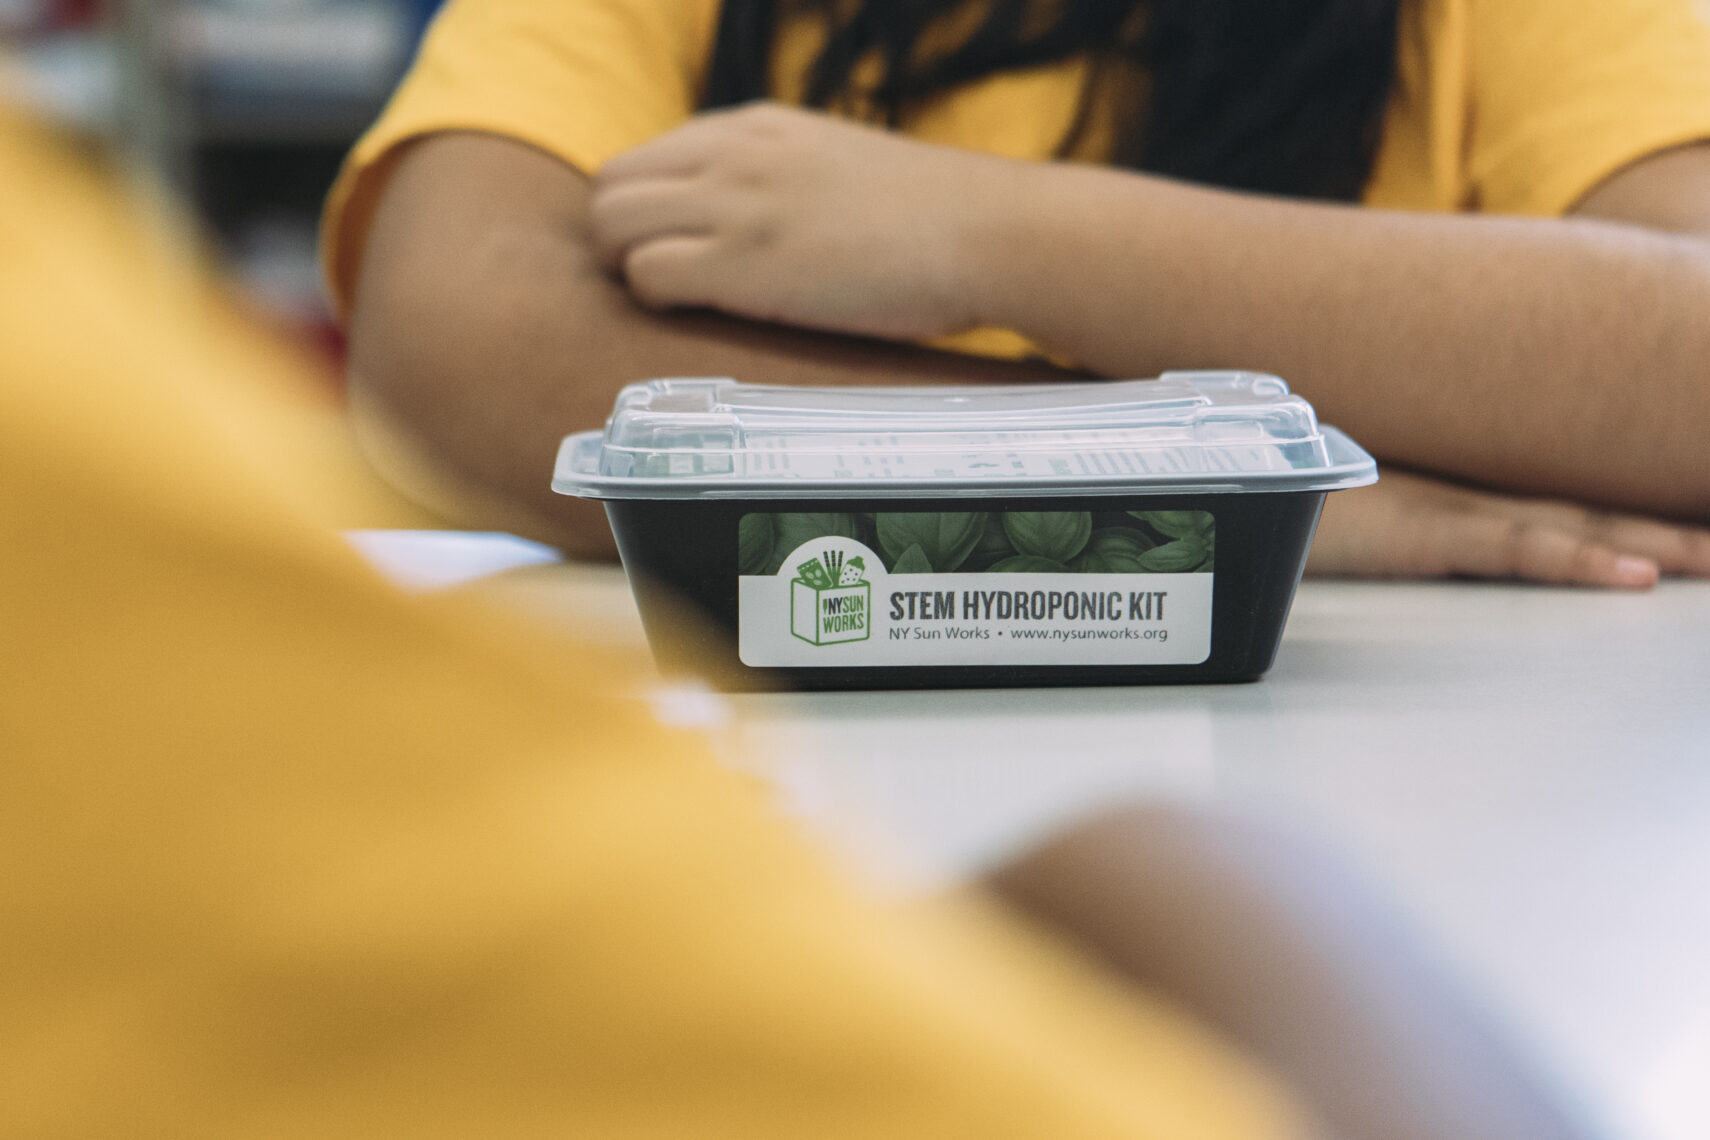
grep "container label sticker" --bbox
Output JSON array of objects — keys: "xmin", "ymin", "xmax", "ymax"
[{"xmin": 737, "ymin": 510, "xmax": 1214, "ymax": 667}]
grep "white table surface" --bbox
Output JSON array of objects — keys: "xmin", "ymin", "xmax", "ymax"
[{"xmin": 460, "ymin": 551, "xmax": 1710, "ymax": 1140}]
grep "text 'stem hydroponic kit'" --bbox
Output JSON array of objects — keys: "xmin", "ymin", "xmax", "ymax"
[{"xmin": 555, "ymin": 372, "xmax": 1377, "ymax": 690}]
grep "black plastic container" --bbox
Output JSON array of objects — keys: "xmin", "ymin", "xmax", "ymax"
[{"xmin": 556, "ymin": 374, "xmax": 1376, "ymax": 691}]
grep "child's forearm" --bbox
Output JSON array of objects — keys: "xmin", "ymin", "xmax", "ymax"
[
  {"xmin": 970, "ymin": 158, "xmax": 1710, "ymax": 519},
  {"xmin": 586, "ymin": 106, "xmax": 1709, "ymax": 518},
  {"xmin": 346, "ymin": 132, "xmax": 1073, "ymax": 557}
]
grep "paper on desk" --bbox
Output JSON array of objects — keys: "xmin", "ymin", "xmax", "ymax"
[{"xmin": 345, "ymin": 529, "xmax": 562, "ymax": 590}]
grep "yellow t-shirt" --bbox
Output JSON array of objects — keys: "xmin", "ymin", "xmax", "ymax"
[
  {"xmin": 0, "ymin": 106, "xmax": 1303, "ymax": 1138},
  {"xmin": 324, "ymin": 0, "xmax": 1710, "ymax": 320}
]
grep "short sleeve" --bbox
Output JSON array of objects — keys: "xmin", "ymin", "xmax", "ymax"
[
  {"xmin": 321, "ymin": 0, "xmax": 720, "ymax": 313},
  {"xmin": 1465, "ymin": 0, "xmax": 1710, "ymax": 216}
]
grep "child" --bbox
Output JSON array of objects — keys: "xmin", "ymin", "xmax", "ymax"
[{"xmin": 328, "ymin": 0, "xmax": 1710, "ymax": 584}]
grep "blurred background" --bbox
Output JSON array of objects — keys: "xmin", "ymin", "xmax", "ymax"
[{"xmin": 1, "ymin": 0, "xmax": 441, "ymax": 361}]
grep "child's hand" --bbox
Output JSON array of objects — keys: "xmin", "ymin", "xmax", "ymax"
[
  {"xmin": 1307, "ymin": 467, "xmax": 1710, "ymax": 588},
  {"xmin": 589, "ymin": 104, "xmax": 1017, "ymax": 340}
]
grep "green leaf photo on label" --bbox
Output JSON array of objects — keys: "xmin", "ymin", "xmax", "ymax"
[
  {"xmin": 1136, "ymin": 535, "xmax": 1211, "ymax": 572},
  {"xmin": 875, "ymin": 512, "xmax": 986, "ymax": 573},
  {"xmin": 744, "ymin": 508, "xmax": 1213, "ymax": 576},
  {"xmin": 738, "ymin": 513, "xmax": 777, "ymax": 575},
  {"xmin": 965, "ymin": 512, "xmax": 1018, "ymax": 569},
  {"xmin": 991, "ymin": 554, "xmax": 1070, "ymax": 573},
  {"xmin": 1125, "ymin": 510, "xmax": 1215, "ymax": 571},
  {"xmin": 762, "ymin": 512, "xmax": 863, "ymax": 574},
  {"xmin": 1003, "ymin": 511, "xmax": 1092, "ymax": 563},
  {"xmin": 890, "ymin": 543, "xmax": 934, "ymax": 574},
  {"xmin": 1070, "ymin": 527, "xmax": 1158, "ymax": 573},
  {"xmin": 1127, "ymin": 510, "xmax": 1214, "ymax": 541}
]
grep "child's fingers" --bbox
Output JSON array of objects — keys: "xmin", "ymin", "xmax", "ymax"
[
  {"xmin": 1479, "ymin": 521, "xmax": 1658, "ymax": 589},
  {"xmin": 622, "ymin": 234, "xmax": 724, "ymax": 311},
  {"xmin": 1309, "ymin": 469, "xmax": 1710, "ymax": 587},
  {"xmin": 596, "ymin": 120, "xmax": 729, "ymax": 185},
  {"xmin": 1418, "ymin": 520, "xmax": 1644, "ymax": 587},
  {"xmin": 1463, "ymin": 493, "xmax": 1710, "ymax": 578},
  {"xmin": 1310, "ymin": 474, "xmax": 1665, "ymax": 588},
  {"xmin": 588, "ymin": 179, "xmax": 719, "ymax": 272},
  {"xmin": 1412, "ymin": 506, "xmax": 1655, "ymax": 588},
  {"xmin": 1579, "ymin": 511, "xmax": 1710, "ymax": 577}
]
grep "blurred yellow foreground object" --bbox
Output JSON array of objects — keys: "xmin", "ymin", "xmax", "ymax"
[{"xmin": 0, "ymin": 104, "xmax": 1303, "ymax": 1139}]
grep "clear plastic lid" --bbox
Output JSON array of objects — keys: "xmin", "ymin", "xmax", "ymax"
[{"xmin": 553, "ymin": 371, "xmax": 1377, "ymax": 500}]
